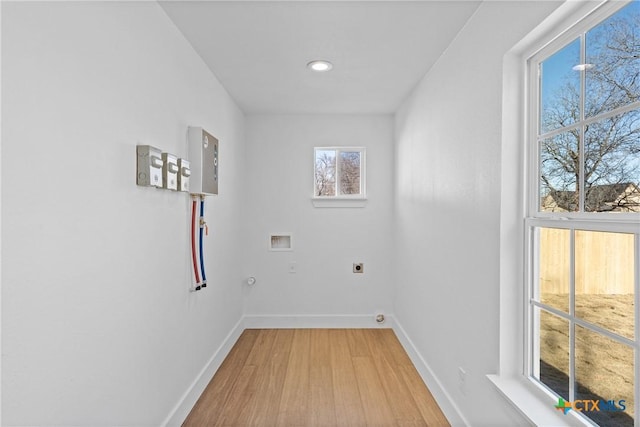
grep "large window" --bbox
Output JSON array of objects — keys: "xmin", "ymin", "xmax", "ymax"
[
  {"xmin": 314, "ymin": 147, "xmax": 365, "ymax": 198},
  {"xmin": 527, "ymin": 2, "xmax": 639, "ymax": 426}
]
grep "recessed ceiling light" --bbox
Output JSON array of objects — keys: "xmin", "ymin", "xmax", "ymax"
[
  {"xmin": 307, "ymin": 60, "xmax": 333, "ymax": 72},
  {"xmin": 572, "ymin": 63, "xmax": 595, "ymax": 71}
]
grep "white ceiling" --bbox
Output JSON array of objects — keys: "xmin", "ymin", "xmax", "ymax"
[{"xmin": 160, "ymin": 1, "xmax": 481, "ymax": 114}]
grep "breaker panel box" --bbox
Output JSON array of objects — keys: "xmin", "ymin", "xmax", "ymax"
[
  {"xmin": 188, "ymin": 127, "xmax": 218, "ymax": 195},
  {"xmin": 136, "ymin": 145, "xmax": 164, "ymax": 188}
]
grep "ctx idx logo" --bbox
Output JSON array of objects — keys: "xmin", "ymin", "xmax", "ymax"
[{"xmin": 555, "ymin": 397, "xmax": 626, "ymax": 414}]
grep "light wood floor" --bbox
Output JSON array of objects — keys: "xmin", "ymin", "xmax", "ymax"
[{"xmin": 183, "ymin": 329, "xmax": 450, "ymax": 427}]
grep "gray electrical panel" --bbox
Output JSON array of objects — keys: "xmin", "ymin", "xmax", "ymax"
[{"xmin": 188, "ymin": 127, "xmax": 218, "ymax": 195}]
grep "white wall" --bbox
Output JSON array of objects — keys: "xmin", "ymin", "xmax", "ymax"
[
  {"xmin": 243, "ymin": 115, "xmax": 394, "ymax": 323},
  {"xmin": 1, "ymin": 2, "xmax": 245, "ymax": 425},
  {"xmin": 393, "ymin": 1, "xmax": 561, "ymax": 425},
  {"xmin": 2, "ymin": 1, "xmax": 570, "ymax": 425}
]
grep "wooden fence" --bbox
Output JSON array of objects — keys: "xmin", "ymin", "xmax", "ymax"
[{"xmin": 539, "ymin": 228, "xmax": 635, "ymax": 295}]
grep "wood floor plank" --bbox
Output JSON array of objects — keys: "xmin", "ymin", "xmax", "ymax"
[
  {"xmin": 364, "ymin": 329, "xmax": 427, "ymax": 426},
  {"xmin": 346, "ymin": 328, "xmax": 372, "ymax": 357},
  {"xmin": 399, "ymin": 365, "xmax": 451, "ymax": 427},
  {"xmin": 213, "ymin": 364, "xmax": 258, "ymax": 427},
  {"xmin": 352, "ymin": 355, "xmax": 396, "ymax": 426},
  {"xmin": 276, "ymin": 329, "xmax": 312, "ymax": 426},
  {"xmin": 246, "ymin": 329, "xmax": 279, "ymax": 365},
  {"xmin": 309, "ymin": 329, "xmax": 337, "ymax": 426},
  {"xmin": 182, "ymin": 329, "xmax": 259, "ymax": 426},
  {"xmin": 378, "ymin": 329, "xmax": 415, "ymax": 367},
  {"xmin": 223, "ymin": 329, "xmax": 280, "ymax": 426},
  {"xmin": 240, "ymin": 329, "xmax": 295, "ymax": 426},
  {"xmin": 329, "ymin": 329, "xmax": 367, "ymax": 426}
]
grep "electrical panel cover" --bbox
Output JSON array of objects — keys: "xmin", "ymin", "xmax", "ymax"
[{"xmin": 188, "ymin": 127, "xmax": 218, "ymax": 195}]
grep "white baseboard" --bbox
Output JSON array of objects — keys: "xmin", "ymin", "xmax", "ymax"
[
  {"xmin": 243, "ymin": 313, "xmax": 394, "ymax": 329},
  {"xmin": 392, "ymin": 319, "xmax": 469, "ymax": 427},
  {"xmin": 162, "ymin": 317, "xmax": 245, "ymax": 427}
]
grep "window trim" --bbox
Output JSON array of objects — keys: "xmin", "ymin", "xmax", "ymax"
[{"xmin": 312, "ymin": 146, "xmax": 367, "ymax": 208}]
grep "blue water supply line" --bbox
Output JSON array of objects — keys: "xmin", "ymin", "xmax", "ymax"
[{"xmin": 199, "ymin": 197, "xmax": 207, "ymax": 288}]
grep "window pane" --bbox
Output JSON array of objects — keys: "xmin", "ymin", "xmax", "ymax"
[
  {"xmin": 315, "ymin": 149, "xmax": 336, "ymax": 196},
  {"xmin": 540, "ymin": 130, "xmax": 580, "ymax": 212},
  {"xmin": 339, "ymin": 151, "xmax": 361, "ymax": 195},
  {"xmin": 586, "ymin": 2, "xmax": 640, "ymax": 118},
  {"xmin": 575, "ymin": 230, "xmax": 635, "ymax": 340},
  {"xmin": 537, "ymin": 228, "xmax": 570, "ymax": 313},
  {"xmin": 540, "ymin": 39, "xmax": 581, "ymax": 135},
  {"xmin": 575, "ymin": 325, "xmax": 634, "ymax": 426},
  {"xmin": 584, "ymin": 109, "xmax": 640, "ymax": 213},
  {"xmin": 536, "ymin": 308, "xmax": 569, "ymax": 400}
]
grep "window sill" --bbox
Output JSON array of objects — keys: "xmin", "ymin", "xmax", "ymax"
[
  {"xmin": 311, "ymin": 197, "xmax": 368, "ymax": 208},
  {"xmin": 487, "ymin": 375, "xmax": 590, "ymax": 427}
]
